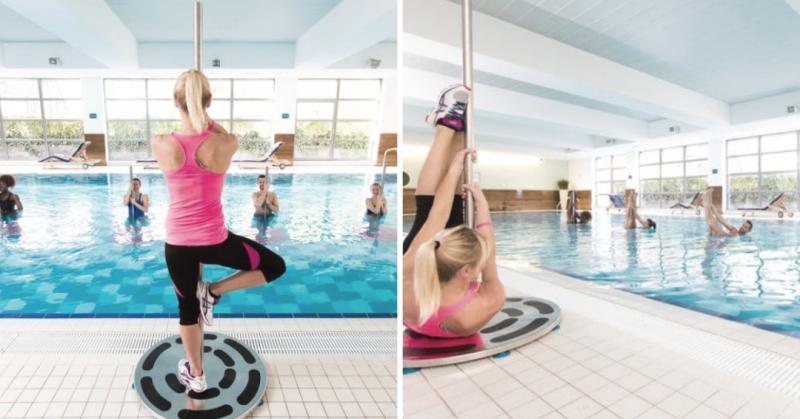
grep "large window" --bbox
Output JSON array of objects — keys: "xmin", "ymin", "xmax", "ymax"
[
  {"xmin": 295, "ymin": 79, "xmax": 381, "ymax": 160},
  {"xmin": 0, "ymin": 79, "xmax": 83, "ymax": 160},
  {"xmin": 595, "ymin": 154, "xmax": 627, "ymax": 205},
  {"xmin": 727, "ymin": 132, "xmax": 798, "ymax": 210},
  {"xmin": 639, "ymin": 145, "xmax": 708, "ymax": 208},
  {"xmin": 105, "ymin": 78, "xmax": 274, "ymax": 160}
]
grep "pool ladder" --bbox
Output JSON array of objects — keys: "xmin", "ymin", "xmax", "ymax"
[{"xmin": 380, "ymin": 147, "xmax": 397, "ymax": 191}]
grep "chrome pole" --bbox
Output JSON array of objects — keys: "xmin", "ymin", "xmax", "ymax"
[
  {"xmin": 462, "ymin": 0, "xmax": 475, "ymax": 227},
  {"xmin": 194, "ymin": 1, "xmax": 203, "ymax": 70}
]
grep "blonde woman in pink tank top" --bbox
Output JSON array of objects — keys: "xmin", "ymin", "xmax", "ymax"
[
  {"xmin": 402, "ymin": 85, "xmax": 505, "ymax": 338},
  {"xmin": 151, "ymin": 69, "xmax": 286, "ymax": 393}
]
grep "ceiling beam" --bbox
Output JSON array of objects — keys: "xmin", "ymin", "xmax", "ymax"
[
  {"xmin": 0, "ymin": 0, "xmax": 137, "ymax": 68},
  {"xmin": 294, "ymin": 0, "xmax": 395, "ymax": 69},
  {"xmin": 405, "ymin": 68, "xmax": 648, "ymax": 140},
  {"xmin": 405, "ymin": 103, "xmax": 597, "ymax": 151},
  {"xmin": 404, "ymin": 0, "xmax": 730, "ymax": 128}
]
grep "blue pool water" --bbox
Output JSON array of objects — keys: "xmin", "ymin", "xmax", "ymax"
[
  {"xmin": 0, "ymin": 172, "xmax": 397, "ymax": 317},
  {"xmin": 405, "ymin": 212, "xmax": 800, "ymax": 336}
]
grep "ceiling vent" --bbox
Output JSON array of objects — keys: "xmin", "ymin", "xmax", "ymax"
[
  {"xmin": 48, "ymin": 57, "xmax": 61, "ymax": 66},
  {"xmin": 212, "ymin": 59, "xmax": 221, "ymax": 68}
]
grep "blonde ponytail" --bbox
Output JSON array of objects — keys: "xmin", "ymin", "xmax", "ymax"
[
  {"xmin": 174, "ymin": 69, "xmax": 211, "ymax": 133},
  {"xmin": 414, "ymin": 240, "xmax": 442, "ymax": 324},
  {"xmin": 413, "ymin": 225, "xmax": 490, "ymax": 325}
]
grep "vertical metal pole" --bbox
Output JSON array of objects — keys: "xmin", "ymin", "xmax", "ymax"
[
  {"xmin": 264, "ymin": 165, "xmax": 269, "ymax": 224},
  {"xmin": 462, "ymin": 0, "xmax": 475, "ymax": 227},
  {"xmin": 194, "ymin": 1, "xmax": 203, "ymax": 71},
  {"xmin": 128, "ymin": 165, "xmax": 134, "ymax": 219}
]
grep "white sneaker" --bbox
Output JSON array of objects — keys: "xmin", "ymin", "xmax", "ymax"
[
  {"xmin": 178, "ymin": 359, "xmax": 207, "ymax": 393},
  {"xmin": 196, "ymin": 281, "xmax": 215, "ymax": 326},
  {"xmin": 424, "ymin": 84, "xmax": 470, "ymax": 131}
]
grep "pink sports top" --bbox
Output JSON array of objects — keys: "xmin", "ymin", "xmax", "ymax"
[
  {"xmin": 163, "ymin": 120, "xmax": 228, "ymax": 246},
  {"xmin": 404, "ymin": 281, "xmax": 481, "ymax": 338}
]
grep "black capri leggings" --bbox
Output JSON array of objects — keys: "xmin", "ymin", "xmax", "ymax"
[
  {"xmin": 402, "ymin": 195, "xmax": 463, "ymax": 254},
  {"xmin": 165, "ymin": 230, "xmax": 286, "ymax": 325}
]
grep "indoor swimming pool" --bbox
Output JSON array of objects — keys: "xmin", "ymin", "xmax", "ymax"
[
  {"xmin": 404, "ymin": 211, "xmax": 800, "ymax": 336},
  {"xmin": 0, "ymin": 172, "xmax": 397, "ymax": 317}
]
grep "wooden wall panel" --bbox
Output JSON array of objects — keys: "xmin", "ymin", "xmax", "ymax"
[
  {"xmin": 403, "ymin": 188, "xmax": 593, "ymax": 214},
  {"xmin": 84, "ymin": 134, "xmax": 106, "ymax": 165},
  {"xmin": 376, "ymin": 133, "xmax": 397, "ymax": 166},
  {"xmin": 274, "ymin": 134, "xmax": 294, "ymax": 165}
]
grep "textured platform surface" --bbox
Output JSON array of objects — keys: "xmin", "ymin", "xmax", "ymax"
[
  {"xmin": 403, "ymin": 297, "xmax": 561, "ymax": 368},
  {"xmin": 134, "ymin": 332, "xmax": 266, "ymax": 419}
]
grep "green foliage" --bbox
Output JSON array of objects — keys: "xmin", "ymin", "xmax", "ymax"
[
  {"xmin": 46, "ymin": 121, "xmax": 83, "ymax": 139},
  {"xmin": 150, "ymin": 120, "xmax": 181, "ymax": 134},
  {"xmin": 557, "ymin": 179, "xmax": 569, "ymax": 190},
  {"xmin": 108, "ymin": 120, "xmax": 147, "ymax": 140},
  {"xmin": 4, "ymin": 120, "xmax": 44, "ymax": 139},
  {"xmin": 403, "ymin": 172, "xmax": 410, "ymax": 187},
  {"xmin": 295, "ymin": 120, "xmax": 371, "ymax": 159}
]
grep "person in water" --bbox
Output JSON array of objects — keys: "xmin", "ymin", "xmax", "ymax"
[
  {"xmin": 0, "ymin": 174, "xmax": 23, "ymax": 218},
  {"xmin": 366, "ymin": 183, "xmax": 388, "ymax": 215},
  {"xmin": 123, "ymin": 178, "xmax": 149, "ymax": 219},
  {"xmin": 151, "ymin": 69, "xmax": 286, "ymax": 393},
  {"xmin": 701, "ymin": 188, "xmax": 752, "ymax": 237},
  {"xmin": 624, "ymin": 190, "xmax": 656, "ymax": 230},
  {"xmin": 403, "ymin": 84, "xmax": 505, "ymax": 338},
  {"xmin": 566, "ymin": 190, "xmax": 592, "ymax": 224},
  {"xmin": 252, "ymin": 174, "xmax": 279, "ymax": 216}
]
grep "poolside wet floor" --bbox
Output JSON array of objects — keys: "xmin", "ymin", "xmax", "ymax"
[
  {"xmin": 0, "ymin": 318, "xmax": 397, "ymax": 418},
  {"xmin": 404, "ymin": 267, "xmax": 800, "ymax": 419}
]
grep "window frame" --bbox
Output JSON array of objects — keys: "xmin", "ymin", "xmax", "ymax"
[
  {"xmin": 0, "ymin": 78, "xmax": 84, "ymax": 160},
  {"xmin": 638, "ymin": 144, "xmax": 709, "ymax": 208},
  {"xmin": 294, "ymin": 78, "xmax": 381, "ymax": 161},
  {"xmin": 103, "ymin": 78, "xmax": 275, "ymax": 161},
  {"xmin": 726, "ymin": 132, "xmax": 800, "ymax": 210}
]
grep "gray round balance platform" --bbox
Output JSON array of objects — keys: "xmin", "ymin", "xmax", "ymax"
[
  {"xmin": 134, "ymin": 332, "xmax": 267, "ymax": 419},
  {"xmin": 403, "ymin": 297, "xmax": 561, "ymax": 368}
]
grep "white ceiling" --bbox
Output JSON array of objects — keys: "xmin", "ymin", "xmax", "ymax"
[
  {"xmin": 458, "ymin": 0, "xmax": 800, "ymax": 104},
  {"xmin": 0, "ymin": 3, "xmax": 58, "ymax": 41},
  {"xmin": 104, "ymin": 0, "xmax": 340, "ymax": 42},
  {"xmin": 403, "ymin": 0, "xmax": 800, "ymax": 157},
  {"xmin": 0, "ymin": 0, "xmax": 395, "ymax": 69},
  {"xmin": 405, "ymin": 53, "xmax": 661, "ymax": 121}
]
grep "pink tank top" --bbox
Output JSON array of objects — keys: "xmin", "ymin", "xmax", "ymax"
[
  {"xmin": 163, "ymin": 120, "xmax": 228, "ymax": 246},
  {"xmin": 404, "ymin": 281, "xmax": 481, "ymax": 338}
]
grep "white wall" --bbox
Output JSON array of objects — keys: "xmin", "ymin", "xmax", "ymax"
[
  {"xmin": 568, "ymin": 158, "xmax": 592, "ymax": 190},
  {"xmin": 138, "ymin": 43, "xmax": 295, "ymax": 69},
  {"xmin": 80, "ymin": 77, "xmax": 105, "ymax": 134},
  {"xmin": 379, "ymin": 75, "xmax": 397, "ymax": 133},
  {"xmin": 404, "ymin": 139, "xmax": 568, "ymax": 190}
]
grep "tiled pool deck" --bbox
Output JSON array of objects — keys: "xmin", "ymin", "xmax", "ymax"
[
  {"xmin": 0, "ymin": 318, "xmax": 397, "ymax": 418},
  {"xmin": 404, "ymin": 266, "xmax": 800, "ymax": 419}
]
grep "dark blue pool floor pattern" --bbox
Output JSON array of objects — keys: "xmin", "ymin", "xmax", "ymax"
[{"xmin": 0, "ymin": 173, "xmax": 397, "ymax": 317}]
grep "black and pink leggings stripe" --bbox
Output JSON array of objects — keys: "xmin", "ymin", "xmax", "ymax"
[{"xmin": 165, "ymin": 231, "xmax": 286, "ymax": 325}]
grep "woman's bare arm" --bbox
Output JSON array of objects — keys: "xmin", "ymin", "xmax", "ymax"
[{"xmin": 405, "ymin": 148, "xmax": 474, "ymax": 256}]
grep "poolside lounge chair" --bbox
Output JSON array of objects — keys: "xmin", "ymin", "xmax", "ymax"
[
  {"xmin": 236, "ymin": 141, "xmax": 289, "ymax": 170},
  {"xmin": 38, "ymin": 141, "xmax": 100, "ymax": 170},
  {"xmin": 738, "ymin": 192, "xmax": 795, "ymax": 218},
  {"xmin": 670, "ymin": 192, "xmax": 703, "ymax": 215},
  {"xmin": 607, "ymin": 194, "xmax": 625, "ymax": 212}
]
